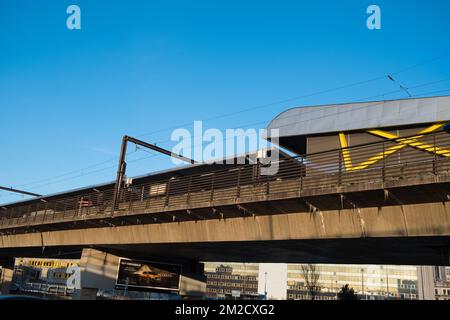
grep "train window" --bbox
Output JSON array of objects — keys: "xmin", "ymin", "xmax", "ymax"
[{"xmin": 149, "ymin": 183, "xmax": 167, "ymax": 196}]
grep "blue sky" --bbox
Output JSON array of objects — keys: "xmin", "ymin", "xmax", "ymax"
[{"xmin": 1, "ymin": 0, "xmax": 450, "ymax": 204}]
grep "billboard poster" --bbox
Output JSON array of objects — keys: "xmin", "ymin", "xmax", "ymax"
[{"xmin": 115, "ymin": 258, "xmax": 182, "ymax": 291}]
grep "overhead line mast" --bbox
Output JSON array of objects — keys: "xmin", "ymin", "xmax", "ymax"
[{"xmin": 111, "ymin": 135, "xmax": 197, "ymax": 213}]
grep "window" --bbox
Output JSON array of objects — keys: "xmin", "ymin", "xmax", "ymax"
[{"xmin": 149, "ymin": 183, "xmax": 166, "ymax": 196}]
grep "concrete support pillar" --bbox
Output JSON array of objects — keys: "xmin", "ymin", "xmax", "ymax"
[
  {"xmin": 179, "ymin": 261, "xmax": 207, "ymax": 299},
  {"xmin": 417, "ymin": 266, "xmax": 436, "ymax": 300},
  {"xmin": 73, "ymin": 248, "xmax": 206, "ymax": 300},
  {"xmin": 73, "ymin": 248, "xmax": 120, "ymax": 300},
  {"xmin": 0, "ymin": 267, "xmax": 14, "ymax": 295}
]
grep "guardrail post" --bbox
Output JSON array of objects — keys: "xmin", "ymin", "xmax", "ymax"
[
  {"xmin": 87, "ymin": 197, "xmax": 92, "ymax": 215},
  {"xmin": 26, "ymin": 205, "xmax": 31, "ymax": 224},
  {"xmin": 186, "ymin": 176, "xmax": 192, "ymax": 205},
  {"xmin": 117, "ymin": 188, "xmax": 125, "ymax": 213},
  {"xmin": 52, "ymin": 202, "xmax": 57, "ymax": 220},
  {"xmin": 210, "ymin": 175, "xmax": 215, "ymax": 202},
  {"xmin": 145, "ymin": 186, "xmax": 152, "ymax": 209},
  {"xmin": 382, "ymin": 141, "xmax": 386, "ymax": 183},
  {"xmin": 299, "ymin": 158, "xmax": 304, "ymax": 192},
  {"xmin": 433, "ymin": 134, "xmax": 438, "ymax": 175},
  {"xmin": 338, "ymin": 151, "xmax": 342, "ymax": 187},
  {"xmin": 0, "ymin": 210, "xmax": 5, "ymax": 227},
  {"xmin": 129, "ymin": 190, "xmax": 134, "ymax": 211},
  {"xmin": 236, "ymin": 168, "xmax": 241, "ymax": 198},
  {"xmin": 140, "ymin": 187, "xmax": 145, "ymax": 202},
  {"xmin": 24, "ymin": 204, "xmax": 31, "ymax": 225},
  {"xmin": 43, "ymin": 203, "xmax": 48, "ymax": 222},
  {"xmin": 9, "ymin": 207, "xmax": 14, "ymax": 226},
  {"xmin": 257, "ymin": 162, "xmax": 262, "ymax": 195},
  {"xmin": 165, "ymin": 178, "xmax": 171, "ymax": 207}
]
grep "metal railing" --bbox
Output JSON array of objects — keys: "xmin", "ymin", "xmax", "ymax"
[
  {"xmin": 11, "ymin": 282, "xmax": 74, "ymax": 296},
  {"xmin": 2, "ymin": 130, "xmax": 450, "ymax": 231}
]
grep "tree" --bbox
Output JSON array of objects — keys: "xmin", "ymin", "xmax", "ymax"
[
  {"xmin": 337, "ymin": 284, "xmax": 358, "ymax": 300},
  {"xmin": 300, "ymin": 264, "xmax": 321, "ymax": 300}
]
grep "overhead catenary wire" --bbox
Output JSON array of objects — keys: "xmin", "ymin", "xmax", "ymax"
[
  {"xmin": 127, "ymin": 77, "xmax": 450, "ymax": 149},
  {"xmin": 23, "ymin": 153, "xmax": 162, "ymax": 192},
  {"xmin": 134, "ymin": 51, "xmax": 450, "ymax": 139},
  {"xmin": 2, "ymin": 87, "xmax": 449, "ymax": 204},
  {"xmin": 387, "ymin": 75, "xmax": 412, "ymax": 97},
  {"xmin": 13, "ymin": 149, "xmax": 142, "ymax": 189},
  {"xmin": 262, "ymin": 88, "xmax": 450, "ymax": 133},
  {"xmin": 4, "ymin": 51, "xmax": 450, "ymax": 194},
  {"xmin": 255, "ymin": 77, "xmax": 450, "ymax": 127},
  {"xmin": 37, "ymin": 86, "xmax": 450, "ymax": 189},
  {"xmin": 5, "ymin": 79, "xmax": 450, "ymax": 196},
  {"xmin": 201, "ymin": 87, "xmax": 450, "ymax": 138},
  {"xmin": 122, "ymin": 87, "xmax": 450, "ymax": 163}
]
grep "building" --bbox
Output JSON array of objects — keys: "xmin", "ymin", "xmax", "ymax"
[
  {"xmin": 434, "ymin": 282, "xmax": 450, "ymax": 300},
  {"xmin": 287, "ymin": 264, "xmax": 422, "ymax": 300},
  {"xmin": 204, "ymin": 263, "xmax": 259, "ymax": 299},
  {"xmin": 10, "ymin": 257, "xmax": 80, "ymax": 297},
  {"xmin": 434, "ymin": 266, "xmax": 450, "ymax": 300}
]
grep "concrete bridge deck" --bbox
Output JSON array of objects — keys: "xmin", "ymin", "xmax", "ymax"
[{"xmin": 1, "ymin": 131, "xmax": 450, "ymax": 265}]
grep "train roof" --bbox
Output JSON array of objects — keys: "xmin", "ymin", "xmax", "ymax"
[{"xmin": 1, "ymin": 147, "xmax": 290, "ymax": 208}]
